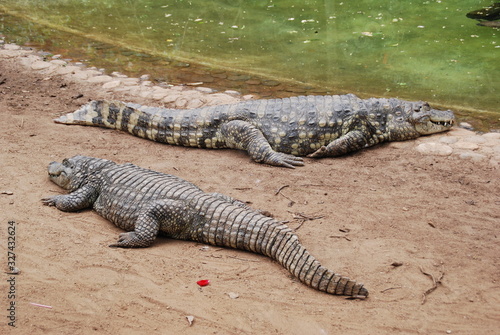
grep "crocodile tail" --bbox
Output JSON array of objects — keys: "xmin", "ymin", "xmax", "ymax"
[
  {"xmin": 55, "ymin": 100, "xmax": 113, "ymax": 126},
  {"xmin": 54, "ymin": 100, "xmax": 168, "ymax": 141},
  {"xmin": 270, "ymin": 228, "xmax": 368, "ymax": 297},
  {"xmin": 198, "ymin": 201, "xmax": 368, "ymax": 297}
]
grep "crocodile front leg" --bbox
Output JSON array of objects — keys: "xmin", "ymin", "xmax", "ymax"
[
  {"xmin": 221, "ymin": 120, "xmax": 304, "ymax": 168},
  {"xmin": 307, "ymin": 130, "xmax": 371, "ymax": 158},
  {"xmin": 42, "ymin": 185, "xmax": 98, "ymax": 211}
]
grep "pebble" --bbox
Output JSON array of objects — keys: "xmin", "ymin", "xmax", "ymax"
[
  {"xmin": 459, "ymin": 152, "xmax": 486, "ymax": 162},
  {"xmin": 31, "ymin": 61, "xmax": 51, "ymax": 70},
  {"xmin": 4, "ymin": 43, "xmax": 21, "ymax": 50},
  {"xmin": 186, "ymin": 98, "xmax": 204, "ymax": 109},
  {"xmin": 453, "ymin": 141, "xmax": 479, "ymax": 151},
  {"xmin": 459, "ymin": 122, "xmax": 474, "ymax": 130},
  {"xmin": 227, "ymin": 292, "xmax": 240, "ymax": 299},
  {"xmin": 50, "ymin": 59, "xmax": 68, "ymax": 66},
  {"xmin": 102, "ymin": 80, "xmax": 122, "ymax": 89},
  {"xmin": 196, "ymin": 87, "xmax": 216, "ymax": 93},
  {"xmin": 415, "ymin": 143, "xmax": 453, "ymax": 156},
  {"xmin": 87, "ymin": 75, "xmax": 113, "ymax": 83}
]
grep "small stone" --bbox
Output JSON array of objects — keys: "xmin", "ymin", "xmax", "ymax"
[
  {"xmin": 459, "ymin": 122, "xmax": 473, "ymax": 130},
  {"xmin": 56, "ymin": 65, "xmax": 80, "ymax": 75},
  {"xmin": 185, "ymin": 98, "xmax": 204, "ymax": 109},
  {"xmin": 227, "ymin": 292, "xmax": 240, "ymax": 299},
  {"xmin": 4, "ymin": 44, "xmax": 20, "ymax": 50},
  {"xmin": 482, "ymin": 132, "xmax": 500, "ymax": 140},
  {"xmin": 139, "ymin": 90, "xmax": 153, "ymax": 98},
  {"xmin": 196, "ymin": 87, "xmax": 216, "ymax": 93},
  {"xmin": 121, "ymin": 78, "xmax": 140, "ymax": 86},
  {"xmin": 50, "ymin": 59, "xmax": 67, "ymax": 66},
  {"xmin": 87, "ymin": 75, "xmax": 113, "ymax": 83},
  {"xmin": 163, "ymin": 94, "xmax": 180, "ymax": 104},
  {"xmin": 449, "ymin": 127, "xmax": 474, "ymax": 137},
  {"xmin": 175, "ymin": 97, "xmax": 188, "ymax": 108},
  {"xmin": 462, "ymin": 135, "xmax": 486, "ymax": 144},
  {"xmin": 102, "ymin": 80, "xmax": 122, "ymax": 89},
  {"xmin": 452, "ymin": 141, "xmax": 479, "ymax": 150},
  {"xmin": 111, "ymin": 71, "xmax": 128, "ymax": 78},
  {"xmin": 224, "ymin": 90, "xmax": 241, "ymax": 95},
  {"xmin": 72, "ymin": 70, "xmax": 99, "ymax": 80},
  {"xmin": 438, "ymin": 136, "xmax": 458, "ymax": 145},
  {"xmin": 459, "ymin": 152, "xmax": 486, "ymax": 162},
  {"xmin": 415, "ymin": 143, "xmax": 453, "ymax": 156},
  {"xmin": 151, "ymin": 92, "xmax": 169, "ymax": 101},
  {"xmin": 31, "ymin": 61, "xmax": 52, "ymax": 70}
]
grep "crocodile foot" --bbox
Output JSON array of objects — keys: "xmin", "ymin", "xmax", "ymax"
[
  {"xmin": 109, "ymin": 232, "xmax": 152, "ymax": 248},
  {"xmin": 262, "ymin": 152, "xmax": 304, "ymax": 168}
]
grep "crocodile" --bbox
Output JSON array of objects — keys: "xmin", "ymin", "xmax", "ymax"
[
  {"xmin": 54, "ymin": 94, "xmax": 455, "ymax": 168},
  {"xmin": 42, "ymin": 155, "xmax": 368, "ymax": 298}
]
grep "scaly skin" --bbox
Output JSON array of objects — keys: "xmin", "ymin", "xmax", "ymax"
[
  {"xmin": 42, "ymin": 155, "xmax": 368, "ymax": 298},
  {"xmin": 55, "ymin": 95, "xmax": 454, "ymax": 168}
]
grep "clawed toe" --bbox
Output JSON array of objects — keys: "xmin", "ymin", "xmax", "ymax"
[
  {"xmin": 307, "ymin": 146, "xmax": 327, "ymax": 158},
  {"xmin": 264, "ymin": 152, "xmax": 304, "ymax": 168},
  {"xmin": 41, "ymin": 197, "xmax": 56, "ymax": 206}
]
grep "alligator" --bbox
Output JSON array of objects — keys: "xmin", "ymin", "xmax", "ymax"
[
  {"xmin": 467, "ymin": 3, "xmax": 500, "ymax": 27},
  {"xmin": 466, "ymin": 2, "xmax": 500, "ymax": 21},
  {"xmin": 54, "ymin": 94, "xmax": 455, "ymax": 168},
  {"xmin": 42, "ymin": 155, "xmax": 367, "ymax": 297}
]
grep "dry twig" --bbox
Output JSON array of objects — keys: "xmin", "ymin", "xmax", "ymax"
[
  {"xmin": 275, "ymin": 185, "xmax": 296, "ymax": 206},
  {"xmin": 380, "ymin": 286, "xmax": 403, "ymax": 293},
  {"xmin": 288, "ymin": 212, "xmax": 324, "ymax": 231},
  {"xmin": 420, "ymin": 266, "xmax": 445, "ymax": 304}
]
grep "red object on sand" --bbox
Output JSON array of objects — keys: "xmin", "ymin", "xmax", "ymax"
[{"xmin": 197, "ymin": 279, "xmax": 210, "ymax": 287}]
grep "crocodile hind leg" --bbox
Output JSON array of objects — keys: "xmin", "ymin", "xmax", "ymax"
[
  {"xmin": 220, "ymin": 120, "xmax": 304, "ymax": 168},
  {"xmin": 109, "ymin": 199, "xmax": 190, "ymax": 248}
]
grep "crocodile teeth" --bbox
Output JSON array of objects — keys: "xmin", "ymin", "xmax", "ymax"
[{"xmin": 433, "ymin": 121, "xmax": 453, "ymax": 127}]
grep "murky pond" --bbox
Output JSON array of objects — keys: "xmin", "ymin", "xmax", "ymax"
[{"xmin": 0, "ymin": 0, "xmax": 498, "ymax": 130}]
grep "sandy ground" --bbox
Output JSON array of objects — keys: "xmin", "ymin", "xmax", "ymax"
[{"xmin": 1, "ymin": 47, "xmax": 499, "ymax": 335}]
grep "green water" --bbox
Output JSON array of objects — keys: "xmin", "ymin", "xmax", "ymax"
[{"xmin": 0, "ymin": 0, "xmax": 498, "ymax": 127}]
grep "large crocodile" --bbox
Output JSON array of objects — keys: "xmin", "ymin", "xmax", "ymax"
[
  {"xmin": 55, "ymin": 95, "xmax": 455, "ymax": 168},
  {"xmin": 42, "ymin": 155, "xmax": 367, "ymax": 297}
]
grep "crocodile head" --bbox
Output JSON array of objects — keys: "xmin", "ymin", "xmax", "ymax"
[
  {"xmin": 410, "ymin": 102, "xmax": 455, "ymax": 135},
  {"xmin": 47, "ymin": 155, "xmax": 113, "ymax": 191},
  {"xmin": 385, "ymin": 101, "xmax": 455, "ymax": 141}
]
